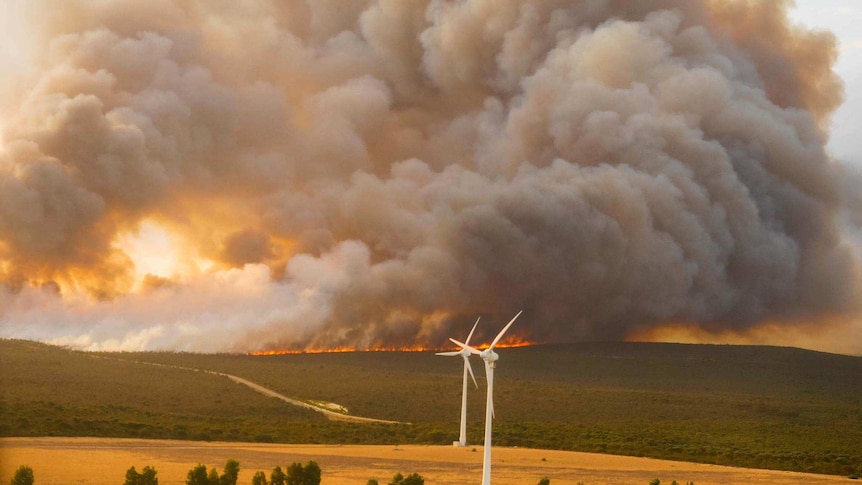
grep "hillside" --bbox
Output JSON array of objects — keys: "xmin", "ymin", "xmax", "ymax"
[{"xmin": 1, "ymin": 339, "xmax": 860, "ymax": 476}]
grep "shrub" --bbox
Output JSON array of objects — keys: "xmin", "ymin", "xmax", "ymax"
[
  {"xmin": 285, "ymin": 461, "xmax": 320, "ymax": 485},
  {"xmin": 186, "ymin": 461, "xmax": 240, "ymax": 485},
  {"xmin": 186, "ymin": 465, "xmax": 210, "ymax": 485},
  {"xmin": 270, "ymin": 467, "xmax": 285, "ymax": 485},
  {"xmin": 538, "ymin": 478, "xmax": 550, "ymax": 485},
  {"xmin": 10, "ymin": 466, "xmax": 34, "ymax": 485},
  {"xmin": 389, "ymin": 472, "xmax": 424, "ymax": 485},
  {"xmin": 220, "ymin": 460, "xmax": 240, "ymax": 485},
  {"xmin": 252, "ymin": 471, "xmax": 268, "ymax": 485},
  {"xmin": 125, "ymin": 466, "xmax": 158, "ymax": 485}
]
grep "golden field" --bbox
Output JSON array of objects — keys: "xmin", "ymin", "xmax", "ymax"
[{"xmin": 0, "ymin": 437, "xmax": 850, "ymax": 485}]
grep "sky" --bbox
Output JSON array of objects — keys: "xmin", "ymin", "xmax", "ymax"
[
  {"xmin": 789, "ymin": 0, "xmax": 862, "ymax": 164},
  {"xmin": 1, "ymin": 1, "xmax": 862, "ymax": 355}
]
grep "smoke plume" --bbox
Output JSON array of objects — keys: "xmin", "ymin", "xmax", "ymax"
[{"xmin": 1, "ymin": 0, "xmax": 861, "ymax": 353}]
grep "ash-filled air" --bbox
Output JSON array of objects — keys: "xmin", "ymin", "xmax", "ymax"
[{"xmin": 1, "ymin": 0, "xmax": 861, "ymax": 353}]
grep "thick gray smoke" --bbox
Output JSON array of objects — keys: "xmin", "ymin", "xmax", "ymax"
[{"xmin": 1, "ymin": 0, "xmax": 860, "ymax": 353}]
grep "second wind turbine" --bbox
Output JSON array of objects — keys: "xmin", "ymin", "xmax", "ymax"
[{"xmin": 436, "ymin": 317, "xmax": 480, "ymax": 447}]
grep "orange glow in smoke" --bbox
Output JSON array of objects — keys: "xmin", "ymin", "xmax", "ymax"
[{"xmin": 626, "ymin": 318, "xmax": 862, "ymax": 356}]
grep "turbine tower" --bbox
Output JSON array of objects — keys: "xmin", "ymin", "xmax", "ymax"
[
  {"xmin": 450, "ymin": 310, "xmax": 523, "ymax": 485},
  {"xmin": 436, "ymin": 317, "xmax": 480, "ymax": 447}
]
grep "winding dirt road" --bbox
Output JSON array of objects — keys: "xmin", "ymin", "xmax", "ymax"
[
  {"xmin": 215, "ymin": 372, "xmax": 402, "ymax": 424},
  {"xmin": 95, "ymin": 355, "xmax": 403, "ymax": 424}
]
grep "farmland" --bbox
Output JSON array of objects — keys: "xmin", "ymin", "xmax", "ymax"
[{"xmin": 1, "ymin": 339, "xmax": 860, "ymax": 476}]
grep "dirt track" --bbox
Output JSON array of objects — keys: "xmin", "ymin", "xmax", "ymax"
[
  {"xmin": 100, "ymin": 356, "xmax": 402, "ymax": 424},
  {"xmin": 0, "ymin": 437, "xmax": 851, "ymax": 485}
]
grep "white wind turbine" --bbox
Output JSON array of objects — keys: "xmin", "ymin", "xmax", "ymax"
[
  {"xmin": 449, "ymin": 310, "xmax": 523, "ymax": 485},
  {"xmin": 436, "ymin": 317, "xmax": 480, "ymax": 447}
]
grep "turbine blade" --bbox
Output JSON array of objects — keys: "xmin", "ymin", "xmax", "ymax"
[
  {"xmin": 449, "ymin": 337, "xmax": 467, "ymax": 348},
  {"xmin": 489, "ymin": 310, "xmax": 523, "ymax": 349},
  {"xmin": 464, "ymin": 316, "xmax": 480, "ymax": 345},
  {"xmin": 450, "ymin": 338, "xmax": 480, "ymax": 354},
  {"xmin": 464, "ymin": 356, "xmax": 478, "ymax": 388},
  {"xmin": 436, "ymin": 351, "xmax": 461, "ymax": 356},
  {"xmin": 485, "ymin": 361, "xmax": 495, "ymax": 419}
]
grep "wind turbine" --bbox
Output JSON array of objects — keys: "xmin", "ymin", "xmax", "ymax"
[
  {"xmin": 436, "ymin": 317, "xmax": 480, "ymax": 447},
  {"xmin": 449, "ymin": 310, "xmax": 522, "ymax": 485}
]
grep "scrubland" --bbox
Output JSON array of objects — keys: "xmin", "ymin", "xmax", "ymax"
[{"xmin": 1, "ymin": 340, "xmax": 860, "ymax": 477}]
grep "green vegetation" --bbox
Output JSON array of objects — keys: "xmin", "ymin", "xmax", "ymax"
[
  {"xmin": 1, "ymin": 339, "xmax": 861, "ymax": 476},
  {"xmin": 8, "ymin": 466, "xmax": 34, "ymax": 485},
  {"xmin": 124, "ymin": 466, "xmax": 158, "ymax": 485},
  {"xmin": 184, "ymin": 460, "xmax": 239, "ymax": 485},
  {"xmin": 251, "ymin": 471, "xmax": 267, "ymax": 485},
  {"xmin": 285, "ymin": 461, "xmax": 320, "ymax": 485},
  {"xmin": 270, "ymin": 466, "xmax": 286, "ymax": 485},
  {"xmin": 388, "ymin": 472, "xmax": 423, "ymax": 485}
]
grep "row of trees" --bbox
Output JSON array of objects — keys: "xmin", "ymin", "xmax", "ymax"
[
  {"xmin": 251, "ymin": 461, "xmax": 321, "ymax": 485},
  {"xmin": 22, "ymin": 463, "xmax": 715, "ymax": 484},
  {"xmin": 125, "ymin": 466, "xmax": 158, "ymax": 485},
  {"xmin": 9, "ymin": 462, "xmax": 422, "ymax": 485},
  {"xmin": 365, "ymin": 472, "xmax": 425, "ymax": 485}
]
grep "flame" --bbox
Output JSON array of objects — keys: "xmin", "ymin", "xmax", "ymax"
[
  {"xmin": 251, "ymin": 346, "xmax": 357, "ymax": 356},
  {"xmin": 249, "ymin": 339, "xmax": 540, "ymax": 356},
  {"xmin": 493, "ymin": 335, "xmax": 537, "ymax": 349},
  {"xmin": 250, "ymin": 344, "xmax": 440, "ymax": 356}
]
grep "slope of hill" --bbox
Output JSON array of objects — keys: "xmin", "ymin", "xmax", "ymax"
[{"xmin": 1, "ymin": 339, "xmax": 859, "ymax": 476}]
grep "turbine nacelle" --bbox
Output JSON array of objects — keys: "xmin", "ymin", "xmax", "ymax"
[{"xmin": 479, "ymin": 348, "xmax": 498, "ymax": 363}]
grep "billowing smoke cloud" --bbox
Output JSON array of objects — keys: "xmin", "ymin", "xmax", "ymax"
[{"xmin": 1, "ymin": 0, "xmax": 861, "ymax": 353}]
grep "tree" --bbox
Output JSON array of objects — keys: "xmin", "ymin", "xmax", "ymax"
[
  {"xmin": 389, "ymin": 472, "xmax": 423, "ymax": 485},
  {"xmin": 125, "ymin": 466, "xmax": 158, "ymax": 485},
  {"xmin": 538, "ymin": 478, "xmax": 550, "ymax": 485},
  {"xmin": 270, "ymin": 467, "xmax": 286, "ymax": 485},
  {"xmin": 367, "ymin": 480, "xmax": 379, "ymax": 485},
  {"xmin": 10, "ymin": 466, "xmax": 34, "ymax": 485},
  {"xmin": 207, "ymin": 468, "xmax": 219, "ymax": 485},
  {"xmin": 186, "ymin": 465, "xmax": 210, "ymax": 485},
  {"xmin": 649, "ymin": 480, "xmax": 661, "ymax": 485},
  {"xmin": 400, "ymin": 473, "xmax": 423, "ymax": 485},
  {"xmin": 140, "ymin": 467, "xmax": 158, "ymax": 485},
  {"xmin": 126, "ymin": 467, "xmax": 141, "ymax": 485},
  {"xmin": 252, "ymin": 472, "xmax": 268, "ymax": 485},
  {"xmin": 285, "ymin": 461, "xmax": 320, "ymax": 485},
  {"xmin": 303, "ymin": 462, "xmax": 320, "ymax": 485},
  {"xmin": 220, "ymin": 460, "xmax": 240, "ymax": 485}
]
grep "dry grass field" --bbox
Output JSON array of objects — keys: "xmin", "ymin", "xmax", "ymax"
[{"xmin": 0, "ymin": 437, "xmax": 851, "ymax": 485}]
